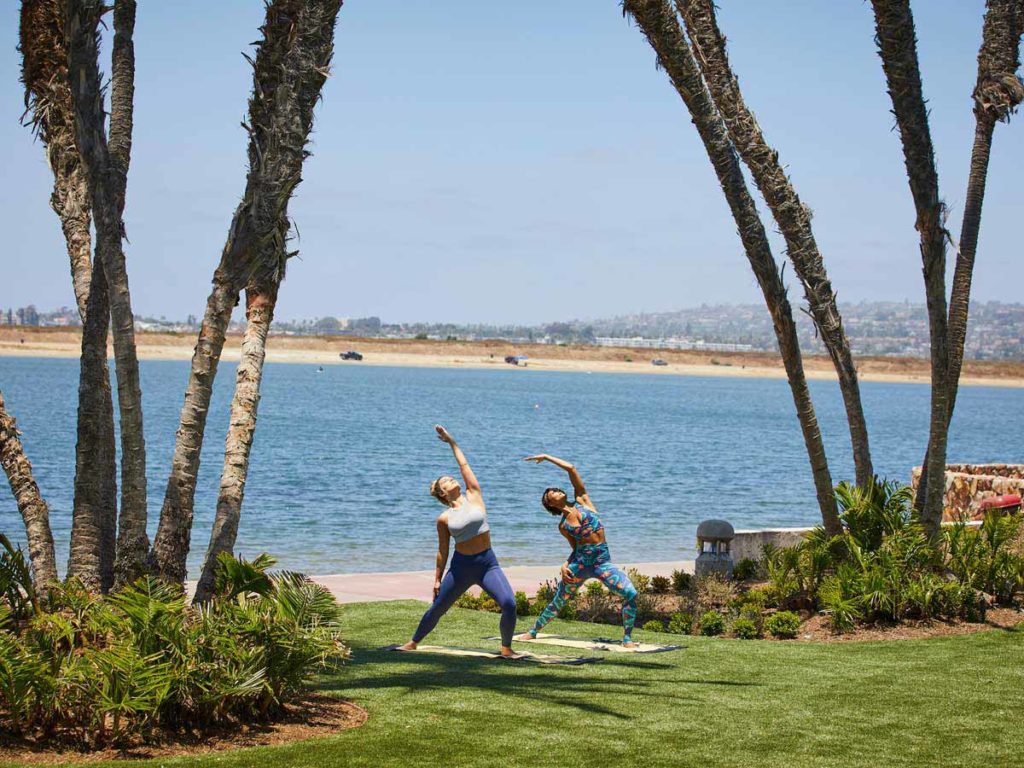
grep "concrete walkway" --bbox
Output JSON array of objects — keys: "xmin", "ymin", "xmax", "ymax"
[{"xmin": 311, "ymin": 560, "xmax": 694, "ymax": 604}]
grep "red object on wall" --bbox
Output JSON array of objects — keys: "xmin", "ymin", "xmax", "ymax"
[{"xmin": 978, "ymin": 494, "xmax": 1022, "ymax": 512}]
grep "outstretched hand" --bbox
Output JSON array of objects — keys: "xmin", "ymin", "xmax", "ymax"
[
  {"xmin": 523, "ymin": 454, "xmax": 548, "ymax": 464},
  {"xmin": 435, "ymin": 425, "xmax": 454, "ymax": 444}
]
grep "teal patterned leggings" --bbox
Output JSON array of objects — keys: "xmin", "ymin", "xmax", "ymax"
[{"xmin": 529, "ymin": 543, "xmax": 638, "ymax": 643}]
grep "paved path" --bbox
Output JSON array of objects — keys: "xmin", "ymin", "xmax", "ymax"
[{"xmin": 311, "ymin": 560, "xmax": 695, "ymax": 604}]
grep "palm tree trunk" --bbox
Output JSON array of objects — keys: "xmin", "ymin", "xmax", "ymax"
[
  {"xmin": 193, "ymin": 282, "xmax": 279, "ymax": 603},
  {"xmin": 0, "ymin": 391, "xmax": 58, "ymax": 590},
  {"xmin": 624, "ymin": 0, "xmax": 840, "ymax": 534},
  {"xmin": 19, "ymin": 0, "xmax": 119, "ymax": 592},
  {"xmin": 946, "ymin": 0, "xmax": 1023, "ymax": 425},
  {"xmin": 68, "ymin": 266, "xmax": 118, "ymax": 591},
  {"xmin": 152, "ymin": 277, "xmax": 240, "ymax": 585},
  {"xmin": 65, "ymin": 0, "xmax": 149, "ymax": 583},
  {"xmin": 153, "ymin": 0, "xmax": 343, "ymax": 584},
  {"xmin": 676, "ymin": 0, "xmax": 873, "ymax": 491},
  {"xmin": 869, "ymin": 0, "xmax": 950, "ymax": 536}
]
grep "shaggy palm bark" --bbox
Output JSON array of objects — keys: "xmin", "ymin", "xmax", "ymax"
[
  {"xmin": 193, "ymin": 282, "xmax": 279, "ymax": 602},
  {"xmin": 946, "ymin": 1, "xmax": 1023, "ymax": 424},
  {"xmin": 65, "ymin": 0, "xmax": 149, "ymax": 583},
  {"xmin": 154, "ymin": 0, "xmax": 343, "ymax": 585},
  {"xmin": 623, "ymin": 0, "xmax": 840, "ymax": 534},
  {"xmin": 0, "ymin": 392, "xmax": 58, "ymax": 590},
  {"xmin": 676, "ymin": 0, "xmax": 873, "ymax": 491},
  {"xmin": 869, "ymin": 0, "xmax": 951, "ymax": 536},
  {"xmin": 19, "ymin": 0, "xmax": 117, "ymax": 591}
]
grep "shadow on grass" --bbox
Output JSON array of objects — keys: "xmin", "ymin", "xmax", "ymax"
[{"xmin": 313, "ymin": 644, "xmax": 763, "ymax": 720}]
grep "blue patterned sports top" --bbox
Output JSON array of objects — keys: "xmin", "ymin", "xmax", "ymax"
[{"xmin": 559, "ymin": 505, "xmax": 604, "ymax": 542}]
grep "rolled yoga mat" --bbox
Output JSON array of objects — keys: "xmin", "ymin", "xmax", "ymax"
[
  {"xmin": 487, "ymin": 633, "xmax": 685, "ymax": 654},
  {"xmin": 380, "ymin": 644, "xmax": 601, "ymax": 665}
]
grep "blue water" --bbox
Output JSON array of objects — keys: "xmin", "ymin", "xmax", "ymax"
[{"xmin": 1, "ymin": 356, "xmax": 1021, "ymax": 576}]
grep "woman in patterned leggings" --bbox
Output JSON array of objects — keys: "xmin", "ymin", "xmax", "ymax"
[{"xmin": 515, "ymin": 454, "xmax": 638, "ymax": 648}]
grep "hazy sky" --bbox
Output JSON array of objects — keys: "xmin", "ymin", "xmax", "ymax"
[{"xmin": 2, "ymin": 1, "xmax": 1021, "ymax": 325}]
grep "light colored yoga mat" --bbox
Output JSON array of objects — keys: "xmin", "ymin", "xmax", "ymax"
[
  {"xmin": 380, "ymin": 644, "xmax": 601, "ymax": 665},
  {"xmin": 487, "ymin": 634, "xmax": 684, "ymax": 654}
]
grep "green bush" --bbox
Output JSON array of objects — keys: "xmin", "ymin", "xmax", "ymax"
[
  {"xmin": 0, "ymin": 554, "xmax": 348, "ymax": 749},
  {"xmin": 557, "ymin": 600, "xmax": 578, "ymax": 621},
  {"xmin": 732, "ymin": 558, "xmax": 759, "ymax": 581},
  {"xmin": 671, "ymin": 569, "xmax": 692, "ymax": 594},
  {"xmin": 455, "ymin": 593, "xmax": 481, "ymax": 610},
  {"xmin": 627, "ymin": 569, "xmax": 651, "ymax": 594},
  {"xmin": 741, "ymin": 585, "xmax": 776, "ymax": 609},
  {"xmin": 766, "ymin": 610, "xmax": 801, "ymax": 639},
  {"xmin": 514, "ymin": 591, "xmax": 531, "ymax": 616},
  {"xmin": 650, "ymin": 575, "xmax": 671, "ymax": 594},
  {"xmin": 694, "ymin": 574, "xmax": 736, "ymax": 610},
  {"xmin": 667, "ymin": 611, "xmax": 693, "ymax": 635},
  {"xmin": 642, "ymin": 620, "xmax": 664, "ymax": 633},
  {"xmin": 699, "ymin": 611, "xmax": 725, "ymax": 636},
  {"xmin": 535, "ymin": 580, "xmax": 557, "ymax": 605},
  {"xmin": 731, "ymin": 616, "xmax": 759, "ymax": 639},
  {"xmin": 585, "ymin": 581, "xmax": 605, "ymax": 597}
]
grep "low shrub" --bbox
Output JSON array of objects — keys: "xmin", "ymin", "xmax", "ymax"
[
  {"xmin": 667, "ymin": 611, "xmax": 693, "ymax": 635},
  {"xmin": 0, "ymin": 554, "xmax": 348, "ymax": 749},
  {"xmin": 699, "ymin": 611, "xmax": 725, "ymax": 636},
  {"xmin": 731, "ymin": 616, "xmax": 759, "ymax": 639},
  {"xmin": 671, "ymin": 569, "xmax": 692, "ymax": 594},
  {"xmin": 577, "ymin": 583, "xmax": 617, "ymax": 624},
  {"xmin": 514, "ymin": 591, "xmax": 531, "ymax": 616},
  {"xmin": 766, "ymin": 610, "xmax": 801, "ymax": 639},
  {"xmin": 694, "ymin": 574, "xmax": 736, "ymax": 610},
  {"xmin": 642, "ymin": 620, "xmax": 664, "ymax": 633},
  {"xmin": 741, "ymin": 585, "xmax": 775, "ymax": 609},
  {"xmin": 732, "ymin": 558, "xmax": 759, "ymax": 581},
  {"xmin": 650, "ymin": 575, "xmax": 671, "ymax": 594},
  {"xmin": 627, "ymin": 569, "xmax": 652, "ymax": 594},
  {"xmin": 455, "ymin": 593, "xmax": 482, "ymax": 610},
  {"xmin": 535, "ymin": 580, "xmax": 557, "ymax": 605},
  {"xmin": 557, "ymin": 600, "xmax": 577, "ymax": 621}
]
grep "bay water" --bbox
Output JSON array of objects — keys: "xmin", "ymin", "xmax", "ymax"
[{"xmin": 1, "ymin": 356, "xmax": 1021, "ymax": 577}]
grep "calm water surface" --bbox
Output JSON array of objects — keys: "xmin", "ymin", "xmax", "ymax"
[{"xmin": 1, "ymin": 357, "xmax": 1021, "ymax": 576}]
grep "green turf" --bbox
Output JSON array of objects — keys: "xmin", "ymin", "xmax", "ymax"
[{"xmin": 11, "ymin": 601, "xmax": 1024, "ymax": 768}]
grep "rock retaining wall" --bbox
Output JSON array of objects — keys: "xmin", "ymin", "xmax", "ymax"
[{"xmin": 911, "ymin": 464, "xmax": 1024, "ymax": 520}]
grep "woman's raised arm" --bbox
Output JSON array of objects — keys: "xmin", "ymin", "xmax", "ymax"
[
  {"xmin": 435, "ymin": 425, "xmax": 481, "ymax": 496},
  {"xmin": 524, "ymin": 453, "xmax": 593, "ymax": 510}
]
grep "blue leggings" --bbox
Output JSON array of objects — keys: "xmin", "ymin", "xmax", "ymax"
[
  {"xmin": 530, "ymin": 543, "xmax": 638, "ymax": 642},
  {"xmin": 413, "ymin": 548, "xmax": 517, "ymax": 647}
]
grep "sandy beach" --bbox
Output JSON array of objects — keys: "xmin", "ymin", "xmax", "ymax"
[{"xmin": 3, "ymin": 327, "xmax": 1023, "ymax": 387}]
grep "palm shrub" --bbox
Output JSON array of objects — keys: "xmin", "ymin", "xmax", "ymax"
[
  {"xmin": 0, "ymin": 553, "xmax": 348, "ymax": 748},
  {"xmin": 671, "ymin": 569, "xmax": 692, "ymax": 594},
  {"xmin": 650, "ymin": 575, "xmax": 671, "ymax": 594}
]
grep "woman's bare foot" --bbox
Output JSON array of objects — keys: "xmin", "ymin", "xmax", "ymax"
[
  {"xmin": 397, "ymin": 641, "xmax": 418, "ymax": 651},
  {"xmin": 500, "ymin": 646, "xmax": 524, "ymax": 658},
  {"xmin": 622, "ymin": 641, "xmax": 640, "ymax": 649},
  {"xmin": 514, "ymin": 632, "xmax": 536, "ymax": 642}
]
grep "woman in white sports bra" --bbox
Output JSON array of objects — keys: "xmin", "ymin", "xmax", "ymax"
[{"xmin": 399, "ymin": 425, "xmax": 519, "ymax": 657}]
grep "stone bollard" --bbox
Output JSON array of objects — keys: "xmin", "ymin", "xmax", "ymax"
[{"xmin": 695, "ymin": 519, "xmax": 735, "ymax": 580}]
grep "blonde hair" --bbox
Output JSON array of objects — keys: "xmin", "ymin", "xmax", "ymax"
[{"xmin": 430, "ymin": 476, "xmax": 457, "ymax": 506}]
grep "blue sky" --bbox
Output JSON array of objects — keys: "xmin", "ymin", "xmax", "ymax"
[{"xmin": 2, "ymin": 1, "xmax": 1021, "ymax": 325}]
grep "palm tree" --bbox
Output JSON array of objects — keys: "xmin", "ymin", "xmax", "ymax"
[
  {"xmin": 0, "ymin": 391, "xmax": 58, "ymax": 590},
  {"xmin": 623, "ymin": 0, "xmax": 841, "ymax": 534},
  {"xmin": 868, "ymin": 0, "xmax": 951, "ymax": 535},
  {"xmin": 946, "ymin": 1, "xmax": 1023, "ymax": 427},
  {"xmin": 193, "ymin": 280, "xmax": 280, "ymax": 602},
  {"xmin": 154, "ymin": 0, "xmax": 344, "ymax": 586},
  {"xmin": 65, "ymin": 0, "xmax": 149, "ymax": 583},
  {"xmin": 676, "ymin": 0, "xmax": 873, "ymax": 491},
  {"xmin": 19, "ymin": 0, "xmax": 118, "ymax": 592}
]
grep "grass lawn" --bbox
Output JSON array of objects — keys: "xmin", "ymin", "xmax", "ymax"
[{"xmin": 19, "ymin": 601, "xmax": 1024, "ymax": 768}]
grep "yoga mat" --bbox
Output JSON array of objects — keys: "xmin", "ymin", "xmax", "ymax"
[
  {"xmin": 380, "ymin": 644, "xmax": 601, "ymax": 665},
  {"xmin": 488, "ymin": 633, "xmax": 684, "ymax": 654}
]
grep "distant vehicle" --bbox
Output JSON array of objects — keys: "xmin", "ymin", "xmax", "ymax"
[
  {"xmin": 504, "ymin": 355, "xmax": 529, "ymax": 366},
  {"xmin": 651, "ymin": 358, "xmax": 669, "ymax": 366},
  {"xmin": 340, "ymin": 351, "xmax": 363, "ymax": 361}
]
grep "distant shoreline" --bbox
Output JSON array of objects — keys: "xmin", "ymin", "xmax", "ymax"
[{"xmin": 2, "ymin": 327, "xmax": 1023, "ymax": 388}]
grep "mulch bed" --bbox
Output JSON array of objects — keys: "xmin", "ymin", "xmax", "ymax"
[
  {"xmin": 0, "ymin": 694, "xmax": 367, "ymax": 764},
  {"xmin": 794, "ymin": 607, "xmax": 1022, "ymax": 643}
]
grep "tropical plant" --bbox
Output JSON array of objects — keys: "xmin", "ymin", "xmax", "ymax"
[
  {"xmin": 671, "ymin": 569, "xmax": 691, "ymax": 595},
  {"xmin": 642, "ymin": 620, "xmax": 664, "ymax": 633},
  {"xmin": 732, "ymin": 558, "xmax": 758, "ymax": 581},
  {"xmin": 650, "ymin": 575, "xmax": 671, "ymax": 594}
]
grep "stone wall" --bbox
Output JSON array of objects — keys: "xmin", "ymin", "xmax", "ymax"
[
  {"xmin": 911, "ymin": 464, "xmax": 1024, "ymax": 521},
  {"xmin": 732, "ymin": 527, "xmax": 812, "ymax": 562}
]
